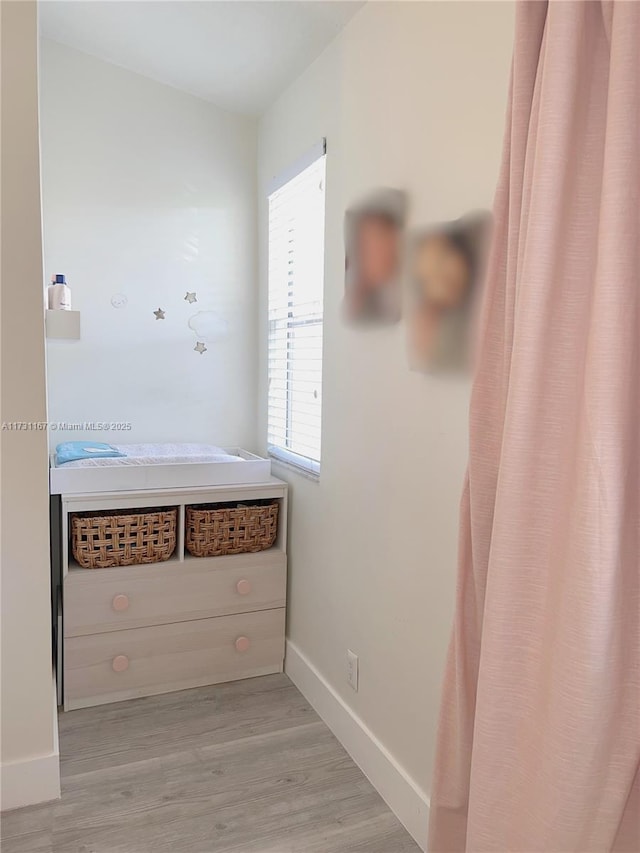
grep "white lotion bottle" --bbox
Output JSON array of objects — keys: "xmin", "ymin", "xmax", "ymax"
[{"xmin": 48, "ymin": 274, "xmax": 71, "ymax": 310}]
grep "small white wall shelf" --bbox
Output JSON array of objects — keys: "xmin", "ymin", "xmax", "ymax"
[{"xmin": 46, "ymin": 309, "xmax": 80, "ymax": 340}]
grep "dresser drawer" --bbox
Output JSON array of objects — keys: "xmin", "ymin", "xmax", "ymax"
[
  {"xmin": 64, "ymin": 608, "xmax": 285, "ymax": 710},
  {"xmin": 64, "ymin": 551, "xmax": 286, "ymax": 637}
]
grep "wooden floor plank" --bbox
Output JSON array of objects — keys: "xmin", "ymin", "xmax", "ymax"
[{"xmin": 1, "ymin": 674, "xmax": 419, "ymax": 853}]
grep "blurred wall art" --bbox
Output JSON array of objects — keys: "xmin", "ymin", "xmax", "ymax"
[
  {"xmin": 343, "ymin": 188, "xmax": 408, "ymax": 325},
  {"xmin": 407, "ymin": 211, "xmax": 491, "ymax": 373}
]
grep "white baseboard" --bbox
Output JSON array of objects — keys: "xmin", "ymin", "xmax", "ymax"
[
  {"xmin": 285, "ymin": 640, "xmax": 429, "ymax": 850},
  {"xmin": 1, "ymin": 676, "xmax": 61, "ymax": 811},
  {"xmin": 1, "ymin": 751, "xmax": 60, "ymax": 811}
]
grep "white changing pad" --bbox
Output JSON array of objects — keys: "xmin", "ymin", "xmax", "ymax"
[
  {"xmin": 50, "ymin": 445, "xmax": 271, "ymax": 495},
  {"xmin": 58, "ymin": 443, "xmax": 245, "ymax": 468}
]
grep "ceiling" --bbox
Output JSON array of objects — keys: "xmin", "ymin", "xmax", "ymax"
[{"xmin": 39, "ymin": 1, "xmax": 364, "ymax": 116}]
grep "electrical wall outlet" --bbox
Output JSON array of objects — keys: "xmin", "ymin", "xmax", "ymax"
[{"xmin": 346, "ymin": 649, "xmax": 359, "ymax": 691}]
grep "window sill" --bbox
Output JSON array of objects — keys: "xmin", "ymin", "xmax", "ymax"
[{"xmin": 268, "ymin": 448, "xmax": 320, "ymax": 482}]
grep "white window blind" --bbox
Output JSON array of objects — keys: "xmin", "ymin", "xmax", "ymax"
[{"xmin": 267, "ymin": 147, "xmax": 326, "ymax": 476}]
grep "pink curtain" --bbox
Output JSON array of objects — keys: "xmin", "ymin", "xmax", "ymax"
[{"xmin": 428, "ymin": 2, "xmax": 639, "ymax": 851}]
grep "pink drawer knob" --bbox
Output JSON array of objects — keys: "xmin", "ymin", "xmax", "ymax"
[
  {"xmin": 235, "ymin": 636, "xmax": 251, "ymax": 653},
  {"xmin": 112, "ymin": 655, "xmax": 129, "ymax": 673},
  {"xmin": 112, "ymin": 594, "xmax": 129, "ymax": 612},
  {"xmin": 236, "ymin": 579, "xmax": 252, "ymax": 596}
]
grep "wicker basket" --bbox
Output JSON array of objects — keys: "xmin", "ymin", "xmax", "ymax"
[
  {"xmin": 186, "ymin": 500, "xmax": 279, "ymax": 558},
  {"xmin": 71, "ymin": 507, "xmax": 177, "ymax": 569}
]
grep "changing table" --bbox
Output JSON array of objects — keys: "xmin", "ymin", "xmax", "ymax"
[{"xmin": 54, "ymin": 457, "xmax": 288, "ymax": 710}]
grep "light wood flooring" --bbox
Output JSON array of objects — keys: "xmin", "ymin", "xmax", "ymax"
[{"xmin": 0, "ymin": 674, "xmax": 420, "ymax": 852}]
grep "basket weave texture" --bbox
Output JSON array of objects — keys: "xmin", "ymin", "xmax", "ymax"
[
  {"xmin": 71, "ymin": 508, "xmax": 177, "ymax": 569},
  {"xmin": 186, "ymin": 501, "xmax": 279, "ymax": 558}
]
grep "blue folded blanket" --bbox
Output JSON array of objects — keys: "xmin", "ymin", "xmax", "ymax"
[{"xmin": 55, "ymin": 441, "xmax": 125, "ymax": 465}]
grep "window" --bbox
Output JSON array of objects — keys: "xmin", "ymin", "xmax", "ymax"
[{"xmin": 267, "ymin": 141, "xmax": 326, "ymax": 477}]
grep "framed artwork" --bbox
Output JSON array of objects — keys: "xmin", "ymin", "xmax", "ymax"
[
  {"xmin": 343, "ymin": 188, "xmax": 408, "ymax": 325},
  {"xmin": 407, "ymin": 211, "xmax": 491, "ymax": 372}
]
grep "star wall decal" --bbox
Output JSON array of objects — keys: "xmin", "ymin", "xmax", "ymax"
[
  {"xmin": 184, "ymin": 292, "xmax": 197, "ymax": 304},
  {"xmin": 194, "ymin": 341, "xmax": 207, "ymax": 355},
  {"xmin": 153, "ymin": 308, "xmax": 165, "ymax": 320}
]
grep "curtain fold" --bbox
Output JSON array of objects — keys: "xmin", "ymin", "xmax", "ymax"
[{"xmin": 428, "ymin": 2, "xmax": 639, "ymax": 851}]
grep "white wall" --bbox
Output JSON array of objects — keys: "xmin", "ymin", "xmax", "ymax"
[
  {"xmin": 258, "ymin": 2, "xmax": 514, "ymax": 843},
  {"xmin": 0, "ymin": 1, "xmax": 60, "ymax": 810},
  {"xmin": 39, "ymin": 40, "xmax": 258, "ymax": 449}
]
